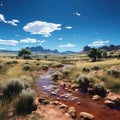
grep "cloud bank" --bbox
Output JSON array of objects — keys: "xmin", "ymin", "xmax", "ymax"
[
  {"xmin": 0, "ymin": 14, "xmax": 19, "ymax": 26},
  {"xmin": 88, "ymin": 40, "xmax": 109, "ymax": 47},
  {"xmin": 23, "ymin": 21, "xmax": 62, "ymax": 37},
  {"xmin": 0, "ymin": 39, "xmax": 19, "ymax": 45},
  {"xmin": 20, "ymin": 38, "xmax": 37, "ymax": 43},
  {"xmin": 59, "ymin": 43, "xmax": 76, "ymax": 48}
]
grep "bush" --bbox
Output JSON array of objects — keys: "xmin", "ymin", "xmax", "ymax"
[
  {"xmin": 107, "ymin": 69, "xmax": 120, "ymax": 78},
  {"xmin": 104, "ymin": 75, "xmax": 120, "ymax": 92},
  {"xmin": 42, "ymin": 65, "xmax": 48, "ymax": 71},
  {"xmin": 12, "ymin": 60, "xmax": 19, "ymax": 64},
  {"xmin": 93, "ymin": 83, "xmax": 106, "ymax": 97},
  {"xmin": 52, "ymin": 63, "xmax": 64, "ymax": 68},
  {"xmin": 0, "ymin": 100, "xmax": 9, "ymax": 120},
  {"xmin": 23, "ymin": 64, "xmax": 31, "ymax": 71},
  {"xmin": 3, "ymin": 79, "xmax": 25, "ymax": 98},
  {"xmin": 15, "ymin": 89, "xmax": 34, "ymax": 115},
  {"xmin": 61, "ymin": 69, "xmax": 70, "ymax": 77},
  {"xmin": 0, "ymin": 63, "xmax": 4, "ymax": 70},
  {"xmin": 6, "ymin": 61, "xmax": 13, "ymax": 65},
  {"xmin": 82, "ymin": 67, "xmax": 90, "ymax": 73},
  {"xmin": 20, "ymin": 76, "xmax": 34, "ymax": 88},
  {"xmin": 76, "ymin": 75, "xmax": 91, "ymax": 92},
  {"xmin": 91, "ymin": 66, "xmax": 100, "ymax": 71},
  {"xmin": 36, "ymin": 63, "xmax": 40, "ymax": 66},
  {"xmin": 52, "ymin": 71, "xmax": 63, "ymax": 81}
]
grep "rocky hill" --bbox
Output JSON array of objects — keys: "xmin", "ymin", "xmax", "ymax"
[{"xmin": 83, "ymin": 44, "xmax": 120, "ymax": 52}]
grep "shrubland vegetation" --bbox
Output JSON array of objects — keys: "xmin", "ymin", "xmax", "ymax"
[{"xmin": 0, "ymin": 47, "xmax": 120, "ymax": 119}]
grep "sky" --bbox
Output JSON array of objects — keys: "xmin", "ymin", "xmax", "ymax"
[{"xmin": 0, "ymin": 0, "xmax": 120, "ymax": 52}]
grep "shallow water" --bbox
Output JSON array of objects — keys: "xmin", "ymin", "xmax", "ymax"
[{"xmin": 36, "ymin": 66, "xmax": 120, "ymax": 120}]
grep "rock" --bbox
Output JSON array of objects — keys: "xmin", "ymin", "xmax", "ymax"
[
  {"xmin": 60, "ymin": 104, "xmax": 68, "ymax": 109},
  {"xmin": 71, "ymin": 84, "xmax": 79, "ymax": 89},
  {"xmin": 50, "ymin": 91, "xmax": 57, "ymax": 96},
  {"xmin": 31, "ymin": 103, "xmax": 37, "ymax": 111},
  {"xmin": 68, "ymin": 89, "xmax": 72, "ymax": 92},
  {"xmin": 43, "ymin": 100, "xmax": 50, "ymax": 105},
  {"xmin": 77, "ymin": 101, "xmax": 81, "ymax": 105},
  {"xmin": 80, "ymin": 112, "xmax": 95, "ymax": 120},
  {"xmin": 38, "ymin": 97, "xmax": 44, "ymax": 103},
  {"xmin": 65, "ymin": 87, "xmax": 68, "ymax": 90},
  {"xmin": 88, "ymin": 88, "xmax": 94, "ymax": 94},
  {"xmin": 8, "ymin": 106, "xmax": 14, "ymax": 118},
  {"xmin": 69, "ymin": 112, "xmax": 76, "ymax": 119},
  {"xmin": 52, "ymin": 101, "xmax": 59, "ymax": 105},
  {"xmin": 106, "ymin": 93, "xmax": 120, "ymax": 106},
  {"xmin": 68, "ymin": 107, "xmax": 77, "ymax": 119},
  {"xmin": 57, "ymin": 97, "xmax": 60, "ymax": 100},
  {"xmin": 92, "ymin": 95, "xmax": 100, "ymax": 101},
  {"xmin": 63, "ymin": 98, "xmax": 67, "ymax": 102},
  {"xmin": 8, "ymin": 111, "xmax": 14, "ymax": 118},
  {"xmin": 65, "ymin": 113, "xmax": 71, "ymax": 118},
  {"xmin": 75, "ymin": 89, "xmax": 79, "ymax": 92},
  {"xmin": 104, "ymin": 100, "xmax": 115, "ymax": 107},
  {"xmin": 68, "ymin": 107, "xmax": 76, "ymax": 112}
]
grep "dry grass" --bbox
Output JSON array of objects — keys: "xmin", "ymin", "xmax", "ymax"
[{"xmin": 75, "ymin": 59, "xmax": 120, "ymax": 69}]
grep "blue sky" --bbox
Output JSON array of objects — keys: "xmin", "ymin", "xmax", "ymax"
[{"xmin": 0, "ymin": 0, "xmax": 120, "ymax": 52}]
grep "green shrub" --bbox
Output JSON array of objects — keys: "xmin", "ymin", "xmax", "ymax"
[
  {"xmin": 61, "ymin": 69, "xmax": 70, "ymax": 77},
  {"xmin": 104, "ymin": 75, "xmax": 120, "ymax": 92},
  {"xmin": 3, "ymin": 79, "xmax": 25, "ymax": 98},
  {"xmin": 82, "ymin": 67, "xmax": 90, "ymax": 73},
  {"xmin": 93, "ymin": 83, "xmax": 106, "ymax": 97},
  {"xmin": 0, "ymin": 63, "xmax": 4, "ymax": 71},
  {"xmin": 76, "ymin": 75, "xmax": 91, "ymax": 92},
  {"xmin": 107, "ymin": 69, "xmax": 120, "ymax": 78},
  {"xmin": 6, "ymin": 61, "xmax": 13, "ymax": 65},
  {"xmin": 15, "ymin": 89, "xmax": 34, "ymax": 115},
  {"xmin": 20, "ymin": 76, "xmax": 34, "ymax": 88},
  {"xmin": 36, "ymin": 63, "xmax": 40, "ymax": 66},
  {"xmin": 91, "ymin": 66, "xmax": 100, "ymax": 71},
  {"xmin": 52, "ymin": 71, "xmax": 63, "ymax": 81},
  {"xmin": 23, "ymin": 64, "xmax": 31, "ymax": 70},
  {"xmin": 42, "ymin": 65, "xmax": 48, "ymax": 70},
  {"xmin": 52, "ymin": 63, "xmax": 64, "ymax": 68},
  {"xmin": 0, "ymin": 100, "xmax": 9, "ymax": 120},
  {"xmin": 12, "ymin": 60, "xmax": 19, "ymax": 64}
]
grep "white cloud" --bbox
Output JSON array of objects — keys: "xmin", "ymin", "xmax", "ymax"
[
  {"xmin": 23, "ymin": 21, "xmax": 62, "ymax": 37},
  {"xmin": 0, "ymin": 14, "xmax": 19, "ymax": 26},
  {"xmin": 20, "ymin": 38, "xmax": 37, "ymax": 43},
  {"xmin": 0, "ymin": 39, "xmax": 19, "ymax": 46},
  {"xmin": 0, "ymin": 47, "xmax": 6, "ymax": 50},
  {"xmin": 58, "ymin": 38, "xmax": 63, "ymax": 40},
  {"xmin": 38, "ymin": 40, "xmax": 46, "ymax": 43},
  {"xmin": 59, "ymin": 43, "xmax": 76, "ymax": 48},
  {"xmin": 65, "ymin": 26, "xmax": 72, "ymax": 29},
  {"xmin": 0, "ymin": 4, "xmax": 3, "ymax": 7},
  {"xmin": 73, "ymin": 12, "xmax": 81, "ymax": 16},
  {"xmin": 88, "ymin": 40, "xmax": 109, "ymax": 47}
]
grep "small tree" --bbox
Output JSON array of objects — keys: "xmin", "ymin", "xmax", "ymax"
[
  {"xmin": 88, "ymin": 48, "xmax": 102, "ymax": 62},
  {"xmin": 18, "ymin": 49, "xmax": 31, "ymax": 59}
]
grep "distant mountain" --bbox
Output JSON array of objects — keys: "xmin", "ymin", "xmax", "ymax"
[
  {"xmin": 83, "ymin": 44, "xmax": 120, "ymax": 52},
  {"xmin": 26, "ymin": 46, "xmax": 59, "ymax": 54},
  {"xmin": 26, "ymin": 46, "xmax": 77, "ymax": 55},
  {"xmin": 61, "ymin": 51, "xmax": 77, "ymax": 55}
]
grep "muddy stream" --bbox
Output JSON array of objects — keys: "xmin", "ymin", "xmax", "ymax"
[{"xmin": 36, "ymin": 65, "xmax": 120, "ymax": 120}]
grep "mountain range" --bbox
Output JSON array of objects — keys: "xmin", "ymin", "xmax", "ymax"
[
  {"xmin": 83, "ymin": 44, "xmax": 120, "ymax": 52},
  {"xmin": 0, "ymin": 46, "xmax": 77, "ymax": 55},
  {"xmin": 0, "ymin": 44, "xmax": 120, "ymax": 55}
]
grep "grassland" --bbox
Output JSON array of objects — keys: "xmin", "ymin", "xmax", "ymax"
[{"xmin": 0, "ymin": 52, "xmax": 120, "ymax": 119}]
